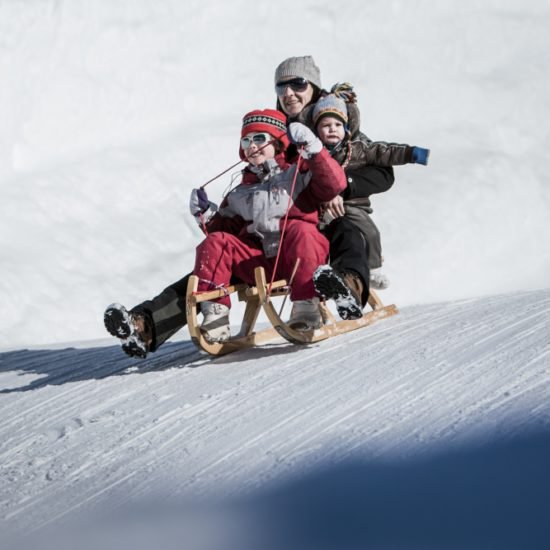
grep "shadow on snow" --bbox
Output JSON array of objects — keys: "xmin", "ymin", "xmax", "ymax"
[
  {"xmin": 17, "ymin": 430, "xmax": 550, "ymax": 550},
  {"xmin": 0, "ymin": 338, "xmax": 307, "ymax": 393}
]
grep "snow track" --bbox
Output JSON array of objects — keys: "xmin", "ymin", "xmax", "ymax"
[{"xmin": 1, "ymin": 288, "xmax": 549, "ymax": 540}]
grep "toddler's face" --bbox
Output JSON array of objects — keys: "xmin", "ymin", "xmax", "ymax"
[{"xmin": 316, "ymin": 117, "xmax": 345, "ymax": 146}]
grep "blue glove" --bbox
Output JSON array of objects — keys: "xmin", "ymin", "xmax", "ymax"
[
  {"xmin": 411, "ymin": 147, "xmax": 430, "ymax": 166},
  {"xmin": 287, "ymin": 122, "xmax": 323, "ymax": 159},
  {"xmin": 189, "ymin": 188, "xmax": 210, "ymax": 217}
]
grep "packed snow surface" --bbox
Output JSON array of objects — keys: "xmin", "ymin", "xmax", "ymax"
[
  {"xmin": 2, "ymin": 289, "xmax": 550, "ymax": 548},
  {"xmin": 1, "ymin": 1, "xmax": 549, "ymax": 548}
]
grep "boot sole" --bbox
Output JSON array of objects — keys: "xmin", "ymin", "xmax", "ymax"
[
  {"xmin": 104, "ymin": 304, "xmax": 132, "ymax": 339},
  {"xmin": 314, "ymin": 266, "xmax": 363, "ymax": 320},
  {"xmin": 122, "ymin": 339, "xmax": 148, "ymax": 359}
]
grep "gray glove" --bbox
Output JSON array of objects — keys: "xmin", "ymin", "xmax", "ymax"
[
  {"xmin": 287, "ymin": 122, "xmax": 323, "ymax": 159},
  {"xmin": 189, "ymin": 188, "xmax": 210, "ymax": 217},
  {"xmin": 189, "ymin": 188, "xmax": 217, "ymax": 224}
]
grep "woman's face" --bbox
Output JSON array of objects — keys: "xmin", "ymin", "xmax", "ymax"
[
  {"xmin": 242, "ymin": 132, "xmax": 277, "ymax": 166},
  {"xmin": 276, "ymin": 78, "xmax": 314, "ymax": 117}
]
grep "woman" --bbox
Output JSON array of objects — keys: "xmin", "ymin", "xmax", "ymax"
[
  {"xmin": 273, "ymin": 55, "xmax": 396, "ymax": 315},
  {"xmin": 190, "ymin": 108, "xmax": 346, "ymax": 342}
]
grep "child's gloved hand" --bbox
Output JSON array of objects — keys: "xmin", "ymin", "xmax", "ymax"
[
  {"xmin": 288, "ymin": 122, "xmax": 323, "ymax": 159},
  {"xmin": 189, "ymin": 188, "xmax": 210, "ymax": 217},
  {"xmin": 411, "ymin": 147, "xmax": 430, "ymax": 166}
]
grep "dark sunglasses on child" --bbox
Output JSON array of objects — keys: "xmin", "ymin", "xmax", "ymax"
[
  {"xmin": 275, "ymin": 77, "xmax": 309, "ymax": 96},
  {"xmin": 240, "ymin": 132, "xmax": 273, "ymax": 150}
]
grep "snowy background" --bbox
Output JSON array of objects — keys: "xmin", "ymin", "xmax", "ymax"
[
  {"xmin": 1, "ymin": 1, "xmax": 550, "ymax": 548},
  {"xmin": 1, "ymin": 0, "xmax": 549, "ymax": 349}
]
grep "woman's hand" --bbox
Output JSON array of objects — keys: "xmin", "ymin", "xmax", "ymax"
[{"xmin": 322, "ymin": 195, "xmax": 346, "ymax": 219}]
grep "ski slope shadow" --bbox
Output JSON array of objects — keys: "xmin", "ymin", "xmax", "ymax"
[
  {"xmin": 0, "ymin": 341, "xmax": 205, "ymax": 393},
  {"xmin": 24, "ymin": 430, "xmax": 550, "ymax": 550},
  {"xmin": 245, "ymin": 431, "xmax": 550, "ymax": 549},
  {"xmin": 0, "ymin": 337, "xmax": 306, "ymax": 393}
]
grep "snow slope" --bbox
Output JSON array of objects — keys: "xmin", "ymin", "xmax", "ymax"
[{"xmin": 2, "ymin": 289, "xmax": 550, "ymax": 548}]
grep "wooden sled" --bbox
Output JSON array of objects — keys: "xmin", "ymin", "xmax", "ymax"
[{"xmin": 186, "ymin": 266, "xmax": 398, "ymax": 356}]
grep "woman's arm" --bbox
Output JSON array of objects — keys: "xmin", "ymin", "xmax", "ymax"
[{"xmin": 342, "ymin": 165, "xmax": 395, "ymax": 200}]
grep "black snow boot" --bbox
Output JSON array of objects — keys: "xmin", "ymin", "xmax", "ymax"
[
  {"xmin": 104, "ymin": 303, "xmax": 152, "ymax": 359},
  {"xmin": 313, "ymin": 265, "xmax": 364, "ymax": 320}
]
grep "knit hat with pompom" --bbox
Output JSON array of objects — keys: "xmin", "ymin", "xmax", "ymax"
[
  {"xmin": 239, "ymin": 109, "xmax": 289, "ymax": 160},
  {"xmin": 313, "ymin": 82, "xmax": 358, "ymax": 127}
]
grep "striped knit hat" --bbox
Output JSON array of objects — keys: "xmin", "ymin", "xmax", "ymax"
[
  {"xmin": 312, "ymin": 94, "xmax": 348, "ymax": 127},
  {"xmin": 239, "ymin": 109, "xmax": 289, "ymax": 160}
]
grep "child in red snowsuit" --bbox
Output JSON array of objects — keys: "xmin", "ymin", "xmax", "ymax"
[{"xmin": 189, "ymin": 108, "xmax": 346, "ymax": 342}]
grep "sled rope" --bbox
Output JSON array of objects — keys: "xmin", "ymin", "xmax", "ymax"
[
  {"xmin": 277, "ymin": 258, "xmax": 301, "ymax": 316},
  {"xmin": 200, "ymin": 139, "xmax": 278, "ymax": 189},
  {"xmin": 193, "ymin": 277, "xmax": 230, "ymax": 296},
  {"xmin": 198, "ymin": 212, "xmax": 209, "ymax": 235},
  {"xmin": 267, "ymin": 152, "xmax": 303, "ymax": 297},
  {"xmin": 198, "ymin": 138, "xmax": 285, "ymax": 235}
]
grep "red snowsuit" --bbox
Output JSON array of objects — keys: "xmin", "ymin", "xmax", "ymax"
[{"xmin": 193, "ymin": 148, "xmax": 346, "ymax": 307}]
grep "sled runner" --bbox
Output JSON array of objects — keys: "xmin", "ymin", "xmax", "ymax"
[{"xmin": 186, "ymin": 267, "xmax": 398, "ymax": 356}]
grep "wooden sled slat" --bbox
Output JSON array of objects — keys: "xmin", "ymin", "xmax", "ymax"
[
  {"xmin": 192, "ymin": 283, "xmax": 248, "ymax": 304},
  {"xmin": 186, "ymin": 267, "xmax": 398, "ymax": 356},
  {"xmin": 253, "ymin": 267, "xmax": 398, "ymax": 345},
  {"xmin": 186, "ymin": 275, "xmax": 281, "ymax": 356},
  {"xmin": 254, "ymin": 266, "xmax": 332, "ymax": 345}
]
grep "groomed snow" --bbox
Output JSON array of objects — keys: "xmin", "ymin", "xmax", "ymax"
[{"xmin": 2, "ymin": 289, "xmax": 550, "ymax": 548}]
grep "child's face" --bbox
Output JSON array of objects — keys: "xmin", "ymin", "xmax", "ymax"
[
  {"xmin": 242, "ymin": 132, "xmax": 276, "ymax": 166},
  {"xmin": 316, "ymin": 117, "xmax": 345, "ymax": 146}
]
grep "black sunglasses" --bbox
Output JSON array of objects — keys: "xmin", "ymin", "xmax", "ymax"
[{"xmin": 275, "ymin": 77, "xmax": 309, "ymax": 96}]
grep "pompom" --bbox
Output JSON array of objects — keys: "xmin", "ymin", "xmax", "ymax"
[{"xmin": 330, "ymin": 82, "xmax": 357, "ymax": 104}]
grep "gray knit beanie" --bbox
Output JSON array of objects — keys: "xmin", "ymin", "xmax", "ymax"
[
  {"xmin": 312, "ymin": 94, "xmax": 348, "ymax": 127},
  {"xmin": 274, "ymin": 56, "xmax": 322, "ymax": 90}
]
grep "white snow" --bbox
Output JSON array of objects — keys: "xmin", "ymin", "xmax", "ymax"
[{"xmin": 1, "ymin": 1, "xmax": 550, "ymax": 548}]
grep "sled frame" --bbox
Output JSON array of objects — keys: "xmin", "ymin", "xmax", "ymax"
[{"xmin": 186, "ymin": 267, "xmax": 398, "ymax": 356}]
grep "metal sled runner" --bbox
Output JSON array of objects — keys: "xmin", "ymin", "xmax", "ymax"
[{"xmin": 186, "ymin": 266, "xmax": 398, "ymax": 356}]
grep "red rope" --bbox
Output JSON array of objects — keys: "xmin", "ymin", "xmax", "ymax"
[
  {"xmin": 267, "ymin": 152, "xmax": 303, "ymax": 297},
  {"xmin": 200, "ymin": 139, "xmax": 277, "ymax": 190},
  {"xmin": 198, "ymin": 139, "xmax": 281, "ymax": 236},
  {"xmin": 198, "ymin": 212, "xmax": 208, "ymax": 235},
  {"xmin": 200, "ymin": 160, "xmax": 243, "ymax": 189}
]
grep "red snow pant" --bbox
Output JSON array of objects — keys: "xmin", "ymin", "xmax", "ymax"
[{"xmin": 193, "ymin": 221, "xmax": 329, "ymax": 308}]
